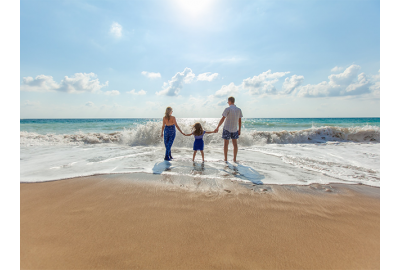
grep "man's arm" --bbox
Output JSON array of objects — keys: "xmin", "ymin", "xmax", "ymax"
[
  {"xmin": 238, "ymin": 109, "xmax": 243, "ymax": 135},
  {"xmin": 214, "ymin": 116, "xmax": 226, "ymax": 132}
]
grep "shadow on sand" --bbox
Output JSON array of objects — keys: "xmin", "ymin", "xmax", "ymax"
[
  {"xmin": 152, "ymin": 160, "xmax": 264, "ymax": 185},
  {"xmin": 152, "ymin": 161, "xmax": 173, "ymax": 174},
  {"xmin": 222, "ymin": 162, "xmax": 265, "ymax": 185}
]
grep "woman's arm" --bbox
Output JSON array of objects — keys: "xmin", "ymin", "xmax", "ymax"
[
  {"xmin": 173, "ymin": 117, "xmax": 184, "ymax": 134},
  {"xmin": 161, "ymin": 117, "xmax": 165, "ymax": 137}
]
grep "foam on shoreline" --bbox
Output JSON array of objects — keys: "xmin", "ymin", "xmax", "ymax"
[{"xmin": 20, "ymin": 123, "xmax": 380, "ymax": 146}]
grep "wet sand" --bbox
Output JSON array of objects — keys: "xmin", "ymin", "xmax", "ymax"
[{"xmin": 21, "ymin": 174, "xmax": 380, "ymax": 269}]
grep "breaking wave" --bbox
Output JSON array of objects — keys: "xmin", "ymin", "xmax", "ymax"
[{"xmin": 20, "ymin": 121, "xmax": 380, "ymax": 146}]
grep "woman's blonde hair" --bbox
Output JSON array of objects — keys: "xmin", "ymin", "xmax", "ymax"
[
  {"xmin": 192, "ymin": 122, "xmax": 203, "ymax": 136},
  {"xmin": 165, "ymin": 107, "xmax": 172, "ymax": 121}
]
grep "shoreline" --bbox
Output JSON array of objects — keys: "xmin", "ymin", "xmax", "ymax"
[
  {"xmin": 20, "ymin": 171, "xmax": 381, "ymax": 189},
  {"xmin": 21, "ymin": 174, "xmax": 380, "ymax": 269}
]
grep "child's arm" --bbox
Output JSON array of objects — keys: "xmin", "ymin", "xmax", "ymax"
[
  {"xmin": 205, "ymin": 130, "xmax": 217, "ymax": 134},
  {"xmin": 182, "ymin": 133, "xmax": 192, "ymax": 136}
]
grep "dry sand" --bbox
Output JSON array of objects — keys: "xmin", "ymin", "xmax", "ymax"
[{"xmin": 21, "ymin": 175, "xmax": 379, "ymax": 269}]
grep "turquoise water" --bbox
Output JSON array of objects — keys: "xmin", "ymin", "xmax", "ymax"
[{"xmin": 20, "ymin": 118, "xmax": 380, "ymax": 135}]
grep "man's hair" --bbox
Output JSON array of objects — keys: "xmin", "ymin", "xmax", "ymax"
[{"xmin": 228, "ymin": 96, "xmax": 235, "ymax": 104}]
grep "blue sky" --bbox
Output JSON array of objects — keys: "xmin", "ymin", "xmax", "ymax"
[{"xmin": 20, "ymin": 0, "xmax": 380, "ymax": 118}]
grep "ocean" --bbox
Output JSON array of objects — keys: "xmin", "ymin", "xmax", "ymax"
[{"xmin": 20, "ymin": 118, "xmax": 380, "ymax": 187}]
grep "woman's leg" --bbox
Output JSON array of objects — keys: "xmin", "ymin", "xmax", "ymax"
[
  {"xmin": 164, "ymin": 131, "xmax": 170, "ymax": 159},
  {"xmin": 168, "ymin": 131, "xmax": 175, "ymax": 159},
  {"xmin": 168, "ymin": 128, "xmax": 176, "ymax": 158},
  {"xmin": 192, "ymin": 151, "xmax": 197, "ymax": 161},
  {"xmin": 200, "ymin": 150, "xmax": 204, "ymax": 162},
  {"xmin": 164, "ymin": 127, "xmax": 176, "ymax": 159}
]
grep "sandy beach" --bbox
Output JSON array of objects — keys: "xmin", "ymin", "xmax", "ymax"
[{"xmin": 21, "ymin": 174, "xmax": 379, "ymax": 270}]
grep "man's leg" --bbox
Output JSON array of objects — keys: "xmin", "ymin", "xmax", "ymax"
[
  {"xmin": 224, "ymin": 139, "xmax": 229, "ymax": 161},
  {"xmin": 232, "ymin": 139, "xmax": 238, "ymax": 162}
]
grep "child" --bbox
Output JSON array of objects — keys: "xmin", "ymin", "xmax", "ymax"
[{"xmin": 183, "ymin": 122, "xmax": 216, "ymax": 162}]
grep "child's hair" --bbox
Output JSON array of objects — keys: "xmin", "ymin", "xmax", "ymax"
[
  {"xmin": 165, "ymin": 107, "xmax": 172, "ymax": 121},
  {"xmin": 192, "ymin": 122, "xmax": 203, "ymax": 136}
]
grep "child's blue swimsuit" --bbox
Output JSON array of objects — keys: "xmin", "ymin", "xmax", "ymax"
[{"xmin": 193, "ymin": 131, "xmax": 206, "ymax": 151}]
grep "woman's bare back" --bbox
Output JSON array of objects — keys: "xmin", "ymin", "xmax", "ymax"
[{"xmin": 164, "ymin": 116, "xmax": 175, "ymax": 126}]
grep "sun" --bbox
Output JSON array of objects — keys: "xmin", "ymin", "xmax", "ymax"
[{"xmin": 174, "ymin": 0, "xmax": 213, "ymax": 17}]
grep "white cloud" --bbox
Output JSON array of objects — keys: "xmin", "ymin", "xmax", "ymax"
[
  {"xmin": 141, "ymin": 71, "xmax": 161, "ymax": 79},
  {"xmin": 58, "ymin": 73, "xmax": 108, "ymax": 93},
  {"xmin": 328, "ymin": 65, "xmax": 360, "ymax": 86},
  {"xmin": 297, "ymin": 65, "xmax": 373, "ymax": 98},
  {"xmin": 85, "ymin": 101, "xmax": 94, "ymax": 107},
  {"xmin": 197, "ymin": 72, "xmax": 218, "ymax": 81},
  {"xmin": 201, "ymin": 95, "xmax": 215, "ymax": 107},
  {"xmin": 345, "ymin": 73, "xmax": 370, "ymax": 95},
  {"xmin": 214, "ymin": 82, "xmax": 239, "ymax": 97},
  {"xmin": 156, "ymin": 67, "xmax": 195, "ymax": 96},
  {"xmin": 217, "ymin": 100, "xmax": 227, "ymax": 106},
  {"xmin": 20, "ymin": 75, "xmax": 59, "ymax": 92},
  {"xmin": 242, "ymin": 70, "xmax": 290, "ymax": 95},
  {"xmin": 127, "ymin": 89, "xmax": 146, "ymax": 95},
  {"xmin": 21, "ymin": 73, "xmax": 108, "ymax": 93},
  {"xmin": 331, "ymin": 66, "xmax": 344, "ymax": 73},
  {"xmin": 282, "ymin": 75, "xmax": 304, "ymax": 94},
  {"xmin": 297, "ymin": 81, "xmax": 335, "ymax": 98},
  {"xmin": 369, "ymin": 70, "xmax": 380, "ymax": 97},
  {"xmin": 110, "ymin": 22, "xmax": 122, "ymax": 38},
  {"xmin": 22, "ymin": 100, "xmax": 39, "ymax": 107},
  {"xmin": 105, "ymin": 90, "xmax": 120, "ymax": 96}
]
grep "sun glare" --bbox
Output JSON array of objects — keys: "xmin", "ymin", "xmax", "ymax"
[{"xmin": 174, "ymin": 0, "xmax": 213, "ymax": 17}]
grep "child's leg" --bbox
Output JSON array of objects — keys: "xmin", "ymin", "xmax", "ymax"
[
  {"xmin": 200, "ymin": 150, "xmax": 204, "ymax": 162},
  {"xmin": 192, "ymin": 151, "xmax": 197, "ymax": 161}
]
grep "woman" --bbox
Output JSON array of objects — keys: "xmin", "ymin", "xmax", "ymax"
[{"xmin": 161, "ymin": 107, "xmax": 184, "ymax": 161}]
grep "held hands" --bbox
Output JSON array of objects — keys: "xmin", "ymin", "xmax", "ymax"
[
  {"xmin": 238, "ymin": 130, "xmax": 241, "ymax": 135},
  {"xmin": 214, "ymin": 127, "xmax": 219, "ymax": 133}
]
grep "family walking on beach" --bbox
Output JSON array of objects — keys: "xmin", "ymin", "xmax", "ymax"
[{"xmin": 160, "ymin": 96, "xmax": 243, "ymax": 163}]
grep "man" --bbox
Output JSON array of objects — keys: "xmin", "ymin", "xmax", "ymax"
[{"xmin": 214, "ymin": 96, "xmax": 243, "ymax": 162}]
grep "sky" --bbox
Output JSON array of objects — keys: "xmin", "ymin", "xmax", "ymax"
[{"xmin": 20, "ymin": 0, "xmax": 380, "ymax": 118}]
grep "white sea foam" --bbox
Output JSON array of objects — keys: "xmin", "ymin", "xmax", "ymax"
[
  {"xmin": 20, "ymin": 122, "xmax": 380, "ymax": 187},
  {"xmin": 20, "ymin": 122, "xmax": 380, "ymax": 147}
]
